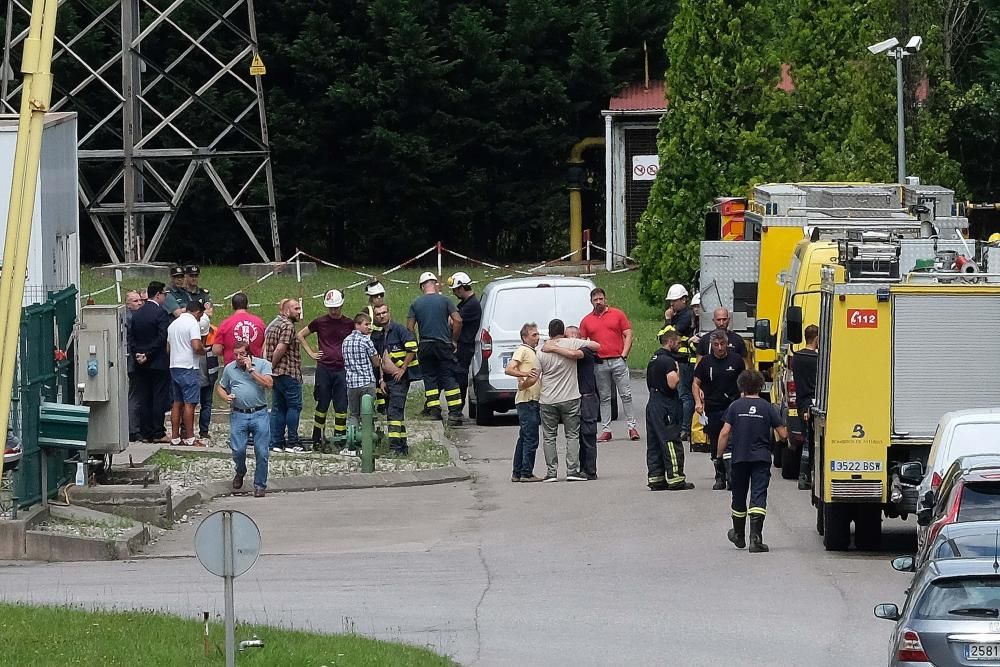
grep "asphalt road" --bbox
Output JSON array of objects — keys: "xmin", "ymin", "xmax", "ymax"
[{"xmin": 0, "ymin": 383, "xmax": 910, "ymax": 665}]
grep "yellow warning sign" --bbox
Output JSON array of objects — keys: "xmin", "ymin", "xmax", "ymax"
[{"xmin": 249, "ymin": 53, "xmax": 266, "ymax": 76}]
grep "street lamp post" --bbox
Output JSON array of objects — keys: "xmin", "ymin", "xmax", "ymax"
[{"xmin": 868, "ymin": 36, "xmax": 923, "ymax": 184}]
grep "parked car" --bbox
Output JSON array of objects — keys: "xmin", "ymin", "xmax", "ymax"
[
  {"xmin": 891, "ymin": 520, "xmax": 1000, "ymax": 573},
  {"xmin": 917, "ymin": 409, "xmax": 1000, "ymax": 510},
  {"xmin": 467, "ymin": 276, "xmax": 596, "ymax": 425},
  {"xmin": 916, "ymin": 455, "xmax": 1000, "ymax": 558},
  {"xmin": 875, "ymin": 557, "xmax": 1000, "ymax": 666}
]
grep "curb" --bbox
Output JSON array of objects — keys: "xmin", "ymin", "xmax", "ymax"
[{"xmin": 143, "ymin": 420, "xmax": 471, "ymax": 522}]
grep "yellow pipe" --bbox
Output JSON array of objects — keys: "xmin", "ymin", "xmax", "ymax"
[
  {"xmin": 568, "ymin": 137, "xmax": 605, "ymax": 257},
  {"xmin": 0, "ymin": 0, "xmax": 58, "ymax": 479}
]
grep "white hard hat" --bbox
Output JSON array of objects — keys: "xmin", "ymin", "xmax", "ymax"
[
  {"xmin": 199, "ymin": 314, "xmax": 211, "ymax": 336},
  {"xmin": 666, "ymin": 283, "xmax": 689, "ymax": 301},
  {"xmin": 366, "ymin": 281, "xmax": 385, "ymax": 297},
  {"xmin": 323, "ymin": 289, "xmax": 345, "ymax": 308},
  {"xmin": 418, "ymin": 271, "xmax": 437, "ymax": 286},
  {"xmin": 691, "ymin": 292, "xmax": 701, "ymax": 307},
  {"xmin": 448, "ymin": 271, "xmax": 472, "ymax": 288}
]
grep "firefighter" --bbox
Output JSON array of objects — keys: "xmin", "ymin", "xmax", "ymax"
[
  {"xmin": 718, "ymin": 369, "xmax": 787, "ymax": 552},
  {"xmin": 662, "ymin": 283, "xmax": 696, "ymax": 444},
  {"xmin": 645, "ymin": 329, "xmax": 693, "ymax": 491},
  {"xmin": 407, "ymin": 272, "xmax": 464, "ymax": 426},
  {"xmin": 694, "ymin": 329, "xmax": 746, "ymax": 490},
  {"xmin": 448, "ymin": 271, "xmax": 481, "ymax": 412},
  {"xmin": 687, "ymin": 293, "xmax": 710, "ymax": 452},
  {"xmin": 792, "ymin": 324, "xmax": 819, "ymax": 490},
  {"xmin": 372, "ymin": 303, "xmax": 416, "ymax": 454},
  {"xmin": 365, "ymin": 280, "xmax": 388, "ymax": 412}
]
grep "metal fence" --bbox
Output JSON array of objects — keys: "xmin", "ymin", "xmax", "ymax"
[{"xmin": 11, "ymin": 286, "xmax": 78, "ymax": 507}]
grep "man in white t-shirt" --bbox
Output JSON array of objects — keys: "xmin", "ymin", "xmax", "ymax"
[
  {"xmin": 167, "ymin": 300, "xmax": 207, "ymax": 445},
  {"xmin": 535, "ymin": 318, "xmax": 600, "ymax": 482}
]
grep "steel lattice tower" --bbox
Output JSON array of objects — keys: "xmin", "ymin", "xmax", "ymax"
[{"xmin": 1, "ymin": 0, "xmax": 281, "ymax": 263}]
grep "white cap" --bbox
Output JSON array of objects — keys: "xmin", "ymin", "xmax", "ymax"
[
  {"xmin": 666, "ymin": 283, "xmax": 689, "ymax": 301},
  {"xmin": 418, "ymin": 271, "xmax": 437, "ymax": 286},
  {"xmin": 691, "ymin": 292, "xmax": 701, "ymax": 307},
  {"xmin": 199, "ymin": 314, "xmax": 211, "ymax": 336},
  {"xmin": 323, "ymin": 289, "xmax": 345, "ymax": 308},
  {"xmin": 448, "ymin": 271, "xmax": 472, "ymax": 288},
  {"xmin": 365, "ymin": 281, "xmax": 385, "ymax": 297}
]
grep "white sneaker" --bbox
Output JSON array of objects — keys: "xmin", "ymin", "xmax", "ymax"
[
  {"xmin": 272, "ymin": 447, "xmax": 286, "ymax": 453},
  {"xmin": 170, "ymin": 438, "xmax": 182, "ymax": 446},
  {"xmin": 543, "ymin": 474, "xmax": 558, "ymax": 483},
  {"xmin": 566, "ymin": 472, "xmax": 588, "ymax": 482},
  {"xmin": 289, "ymin": 446, "xmax": 305, "ymax": 453},
  {"xmin": 339, "ymin": 448, "xmax": 359, "ymax": 457}
]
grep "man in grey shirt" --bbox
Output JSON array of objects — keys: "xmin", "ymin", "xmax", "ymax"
[
  {"xmin": 536, "ymin": 319, "xmax": 600, "ymax": 482},
  {"xmin": 217, "ymin": 339, "xmax": 273, "ymax": 497}
]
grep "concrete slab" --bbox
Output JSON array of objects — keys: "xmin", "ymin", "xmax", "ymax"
[{"xmin": 89, "ymin": 263, "xmax": 172, "ymax": 282}]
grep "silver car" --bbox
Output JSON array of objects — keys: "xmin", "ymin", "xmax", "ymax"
[{"xmin": 876, "ymin": 557, "xmax": 1000, "ymax": 665}]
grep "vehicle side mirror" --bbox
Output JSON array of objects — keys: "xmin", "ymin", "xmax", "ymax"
[
  {"xmin": 916, "ymin": 507, "xmax": 932, "ymax": 527},
  {"xmin": 873, "ymin": 603, "xmax": 901, "ymax": 621},
  {"xmin": 922, "ymin": 490, "xmax": 936, "ymax": 507},
  {"xmin": 786, "ymin": 306, "xmax": 803, "ymax": 344},
  {"xmin": 891, "ymin": 556, "xmax": 915, "ymax": 573},
  {"xmin": 754, "ymin": 319, "xmax": 772, "ymax": 350},
  {"xmin": 898, "ymin": 462, "xmax": 924, "ymax": 484}
]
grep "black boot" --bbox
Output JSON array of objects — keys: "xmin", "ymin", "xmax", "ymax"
[
  {"xmin": 712, "ymin": 459, "xmax": 727, "ymax": 490},
  {"xmin": 723, "ymin": 458, "xmax": 732, "ymax": 490},
  {"xmin": 727, "ymin": 516, "xmax": 746, "ymax": 549},
  {"xmin": 749, "ymin": 515, "xmax": 769, "ymax": 553},
  {"xmin": 798, "ymin": 472, "xmax": 812, "ymax": 490}
]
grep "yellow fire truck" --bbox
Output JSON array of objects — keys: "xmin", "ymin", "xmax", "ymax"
[{"xmin": 802, "ymin": 233, "xmax": 1000, "ymax": 550}]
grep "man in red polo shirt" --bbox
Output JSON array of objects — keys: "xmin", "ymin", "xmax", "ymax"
[
  {"xmin": 213, "ymin": 292, "xmax": 266, "ymax": 364},
  {"xmin": 579, "ymin": 287, "xmax": 639, "ymax": 442}
]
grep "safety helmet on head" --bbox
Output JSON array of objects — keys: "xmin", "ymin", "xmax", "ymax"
[
  {"xmin": 323, "ymin": 289, "xmax": 345, "ymax": 308},
  {"xmin": 418, "ymin": 271, "xmax": 437, "ymax": 286},
  {"xmin": 666, "ymin": 283, "xmax": 689, "ymax": 301},
  {"xmin": 691, "ymin": 292, "xmax": 701, "ymax": 307},
  {"xmin": 448, "ymin": 271, "xmax": 472, "ymax": 288},
  {"xmin": 199, "ymin": 314, "xmax": 211, "ymax": 337},
  {"xmin": 366, "ymin": 281, "xmax": 385, "ymax": 297}
]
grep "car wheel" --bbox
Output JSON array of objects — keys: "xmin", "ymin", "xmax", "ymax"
[
  {"xmin": 823, "ymin": 503, "xmax": 851, "ymax": 551},
  {"xmin": 853, "ymin": 505, "xmax": 882, "ymax": 551},
  {"xmin": 781, "ymin": 442, "xmax": 800, "ymax": 480},
  {"xmin": 475, "ymin": 402, "xmax": 494, "ymax": 426},
  {"xmin": 816, "ymin": 500, "xmax": 825, "ymax": 536}
]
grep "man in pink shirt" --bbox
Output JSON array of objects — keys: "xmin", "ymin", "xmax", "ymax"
[
  {"xmin": 579, "ymin": 287, "xmax": 639, "ymax": 442},
  {"xmin": 213, "ymin": 293, "xmax": 266, "ymax": 364}
]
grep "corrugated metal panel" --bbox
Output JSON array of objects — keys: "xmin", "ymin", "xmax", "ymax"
[
  {"xmin": 608, "ymin": 81, "xmax": 667, "ymax": 112},
  {"xmin": 699, "ymin": 241, "xmax": 761, "ymax": 332},
  {"xmin": 831, "ymin": 480, "xmax": 883, "ymax": 500},
  {"xmin": 893, "ymin": 294, "xmax": 1000, "ymax": 436}
]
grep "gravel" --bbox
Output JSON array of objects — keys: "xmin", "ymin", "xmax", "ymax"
[{"xmin": 35, "ymin": 517, "xmax": 134, "ymax": 540}]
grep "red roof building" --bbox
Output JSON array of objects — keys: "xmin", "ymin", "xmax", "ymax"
[{"xmin": 608, "ymin": 81, "xmax": 668, "ymax": 112}]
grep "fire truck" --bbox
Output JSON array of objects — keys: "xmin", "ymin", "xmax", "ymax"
[{"xmin": 799, "ymin": 233, "xmax": 1000, "ymax": 550}]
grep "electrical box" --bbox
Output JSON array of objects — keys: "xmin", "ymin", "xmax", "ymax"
[{"xmin": 75, "ymin": 305, "xmax": 128, "ymax": 454}]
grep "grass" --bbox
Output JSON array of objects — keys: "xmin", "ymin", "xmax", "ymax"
[
  {"xmin": 81, "ymin": 262, "xmax": 660, "ymax": 370},
  {"xmin": 0, "ymin": 603, "xmax": 453, "ymax": 666}
]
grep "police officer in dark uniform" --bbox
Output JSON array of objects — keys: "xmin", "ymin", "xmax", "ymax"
[
  {"xmin": 372, "ymin": 303, "xmax": 417, "ymax": 454},
  {"xmin": 448, "ymin": 271, "xmax": 481, "ymax": 413},
  {"xmin": 718, "ymin": 369, "xmax": 787, "ymax": 552},
  {"xmin": 645, "ymin": 329, "xmax": 693, "ymax": 491},
  {"xmin": 694, "ymin": 329, "xmax": 746, "ymax": 490},
  {"xmin": 181, "ymin": 265, "xmax": 210, "ymax": 307},
  {"xmin": 164, "ymin": 265, "xmax": 186, "ymax": 317}
]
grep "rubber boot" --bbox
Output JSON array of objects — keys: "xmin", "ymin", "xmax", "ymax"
[
  {"xmin": 749, "ymin": 515, "xmax": 770, "ymax": 553},
  {"xmin": 727, "ymin": 516, "xmax": 746, "ymax": 549},
  {"xmin": 712, "ymin": 459, "xmax": 727, "ymax": 490},
  {"xmin": 798, "ymin": 472, "xmax": 812, "ymax": 491}
]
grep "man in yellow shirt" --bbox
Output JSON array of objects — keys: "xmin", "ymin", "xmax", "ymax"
[{"xmin": 505, "ymin": 322, "xmax": 543, "ymax": 482}]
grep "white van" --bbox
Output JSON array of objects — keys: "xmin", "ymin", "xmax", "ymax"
[
  {"xmin": 467, "ymin": 276, "xmax": 595, "ymax": 425},
  {"xmin": 916, "ymin": 408, "xmax": 1000, "ymax": 524}
]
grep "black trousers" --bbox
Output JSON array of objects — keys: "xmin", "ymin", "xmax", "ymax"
[
  {"xmin": 705, "ymin": 408, "xmax": 726, "ymax": 460},
  {"xmin": 133, "ymin": 366, "xmax": 169, "ymax": 439},
  {"xmin": 579, "ymin": 393, "xmax": 599, "ymax": 476},
  {"xmin": 313, "ymin": 366, "xmax": 348, "ymax": 439},
  {"xmin": 419, "ymin": 341, "xmax": 461, "ymax": 418},
  {"xmin": 645, "ymin": 391, "xmax": 685, "ymax": 485},
  {"xmin": 454, "ymin": 344, "xmax": 475, "ymax": 409},
  {"xmin": 128, "ymin": 372, "xmax": 141, "ymax": 440},
  {"xmin": 386, "ymin": 377, "xmax": 410, "ymax": 452},
  {"xmin": 730, "ymin": 460, "xmax": 771, "ymax": 519}
]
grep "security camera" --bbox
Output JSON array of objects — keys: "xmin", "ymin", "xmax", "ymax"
[
  {"xmin": 867, "ymin": 37, "xmax": 900, "ymax": 55},
  {"xmin": 904, "ymin": 35, "xmax": 923, "ymax": 52}
]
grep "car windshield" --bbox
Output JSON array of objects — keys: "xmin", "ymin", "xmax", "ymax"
[
  {"xmin": 959, "ymin": 483, "xmax": 1000, "ymax": 522},
  {"xmin": 916, "ymin": 576, "xmax": 1000, "ymax": 620},
  {"xmin": 948, "ymin": 423, "xmax": 1000, "ymax": 461}
]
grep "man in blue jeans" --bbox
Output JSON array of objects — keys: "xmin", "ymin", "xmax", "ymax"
[
  {"xmin": 218, "ymin": 340, "xmax": 273, "ymax": 497},
  {"xmin": 505, "ymin": 323, "xmax": 542, "ymax": 482},
  {"xmin": 264, "ymin": 298, "xmax": 304, "ymax": 452}
]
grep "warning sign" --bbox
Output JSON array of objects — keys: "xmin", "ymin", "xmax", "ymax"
[
  {"xmin": 631, "ymin": 155, "xmax": 658, "ymax": 181},
  {"xmin": 250, "ymin": 53, "xmax": 266, "ymax": 77}
]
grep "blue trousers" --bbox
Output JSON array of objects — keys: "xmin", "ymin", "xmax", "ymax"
[
  {"xmin": 231, "ymin": 410, "xmax": 271, "ymax": 489},
  {"xmin": 513, "ymin": 400, "xmax": 540, "ymax": 478},
  {"xmin": 270, "ymin": 375, "xmax": 302, "ymax": 449}
]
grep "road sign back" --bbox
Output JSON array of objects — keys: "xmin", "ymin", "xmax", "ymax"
[
  {"xmin": 250, "ymin": 53, "xmax": 266, "ymax": 76},
  {"xmin": 194, "ymin": 510, "xmax": 261, "ymax": 577}
]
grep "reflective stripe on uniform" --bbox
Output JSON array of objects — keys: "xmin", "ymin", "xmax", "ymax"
[
  {"xmin": 748, "ymin": 507, "xmax": 767, "ymax": 516},
  {"xmin": 313, "ymin": 410, "xmax": 326, "ymax": 426},
  {"xmin": 647, "ymin": 475, "xmax": 666, "ymax": 484},
  {"xmin": 333, "ymin": 411, "xmax": 347, "ymax": 433},
  {"xmin": 731, "ymin": 510, "xmax": 748, "ymax": 518},
  {"xmin": 444, "ymin": 388, "xmax": 462, "ymax": 407}
]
